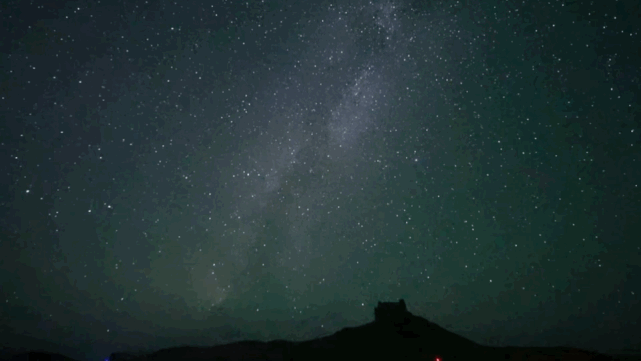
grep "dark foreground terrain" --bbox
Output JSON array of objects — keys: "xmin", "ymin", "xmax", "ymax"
[{"xmin": 1, "ymin": 301, "xmax": 637, "ymax": 361}]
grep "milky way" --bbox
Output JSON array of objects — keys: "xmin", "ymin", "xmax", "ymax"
[{"xmin": 1, "ymin": 0, "xmax": 640, "ymax": 359}]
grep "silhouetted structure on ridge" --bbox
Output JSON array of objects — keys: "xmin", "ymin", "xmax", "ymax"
[
  {"xmin": 2, "ymin": 299, "xmax": 620, "ymax": 361},
  {"xmin": 374, "ymin": 299, "xmax": 411, "ymax": 325}
]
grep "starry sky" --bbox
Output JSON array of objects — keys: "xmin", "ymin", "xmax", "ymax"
[{"xmin": 1, "ymin": 0, "xmax": 640, "ymax": 360}]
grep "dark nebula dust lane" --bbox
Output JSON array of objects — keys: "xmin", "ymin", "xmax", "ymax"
[{"xmin": 1, "ymin": 0, "xmax": 640, "ymax": 360}]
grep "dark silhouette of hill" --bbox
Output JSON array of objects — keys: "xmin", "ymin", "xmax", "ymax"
[
  {"xmin": 0, "ymin": 351, "xmax": 78, "ymax": 361},
  {"xmin": 0, "ymin": 331, "xmax": 88, "ymax": 361},
  {"xmin": 2, "ymin": 299, "xmax": 636, "ymax": 361}
]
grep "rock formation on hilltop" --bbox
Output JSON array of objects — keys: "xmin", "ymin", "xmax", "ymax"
[
  {"xmin": 374, "ymin": 298, "xmax": 412, "ymax": 326},
  {"xmin": 1, "ymin": 299, "xmax": 621, "ymax": 361}
]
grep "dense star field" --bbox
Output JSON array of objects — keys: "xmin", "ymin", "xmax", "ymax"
[{"xmin": 1, "ymin": 0, "xmax": 640, "ymax": 360}]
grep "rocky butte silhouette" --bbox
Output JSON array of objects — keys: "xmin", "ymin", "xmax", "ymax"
[{"xmin": 1, "ymin": 299, "xmax": 634, "ymax": 361}]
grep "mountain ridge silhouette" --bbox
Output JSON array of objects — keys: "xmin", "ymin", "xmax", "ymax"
[{"xmin": 1, "ymin": 299, "xmax": 630, "ymax": 361}]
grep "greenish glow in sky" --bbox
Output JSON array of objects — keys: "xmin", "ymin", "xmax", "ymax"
[{"xmin": 1, "ymin": 0, "xmax": 640, "ymax": 360}]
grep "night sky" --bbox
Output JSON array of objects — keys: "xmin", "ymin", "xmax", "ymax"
[{"xmin": 1, "ymin": 0, "xmax": 640, "ymax": 360}]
